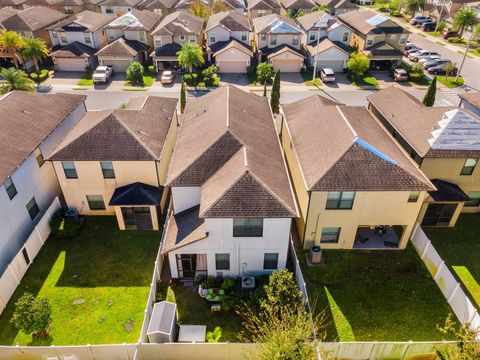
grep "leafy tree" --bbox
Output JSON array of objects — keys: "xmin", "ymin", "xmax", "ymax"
[
  {"xmin": 408, "ymin": 62, "xmax": 424, "ymax": 82},
  {"xmin": 436, "ymin": 313, "xmax": 480, "ymax": 360},
  {"xmin": 0, "ymin": 30, "xmax": 24, "ymax": 69},
  {"xmin": 126, "ymin": 61, "xmax": 144, "ymax": 86},
  {"xmin": 11, "ymin": 292, "xmax": 52, "ymax": 337},
  {"xmin": 311, "ymin": 4, "xmax": 329, "ymax": 12},
  {"xmin": 444, "ymin": 62, "xmax": 457, "ymax": 79},
  {"xmin": 436, "ymin": 20, "xmax": 447, "ymax": 33},
  {"xmin": 270, "ymin": 70, "xmax": 280, "ymax": 114},
  {"xmin": 256, "ymin": 62, "xmax": 272, "ymax": 97},
  {"xmin": 201, "ymin": 64, "xmax": 219, "ymax": 85},
  {"xmin": 453, "ymin": 7, "xmax": 478, "ymax": 36},
  {"xmin": 177, "ymin": 43, "xmax": 204, "ymax": 73},
  {"xmin": 287, "ymin": 9, "xmax": 306, "ymax": 19},
  {"xmin": 347, "ymin": 51, "xmax": 369, "ymax": 79},
  {"xmin": 189, "ymin": 0, "xmax": 227, "ymax": 19},
  {"xmin": 406, "ymin": 0, "xmax": 425, "ymax": 19},
  {"xmin": 206, "ymin": 326, "xmax": 222, "ymax": 342},
  {"xmin": 422, "ymin": 76, "xmax": 436, "ymax": 107},
  {"xmin": 0, "ymin": 67, "xmax": 35, "ymax": 94},
  {"xmin": 20, "ymin": 37, "xmax": 49, "ymax": 74},
  {"xmin": 180, "ymin": 77, "xmax": 186, "ymax": 113},
  {"xmin": 260, "ymin": 269, "xmax": 303, "ymax": 312}
]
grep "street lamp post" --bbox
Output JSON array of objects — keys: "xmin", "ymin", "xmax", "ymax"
[{"xmin": 455, "ymin": 28, "xmax": 475, "ymax": 81}]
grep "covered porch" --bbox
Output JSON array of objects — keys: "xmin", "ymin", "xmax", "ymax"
[
  {"xmin": 151, "ymin": 43, "xmax": 181, "ymax": 72},
  {"xmin": 353, "ymin": 226, "xmax": 404, "ymax": 249}
]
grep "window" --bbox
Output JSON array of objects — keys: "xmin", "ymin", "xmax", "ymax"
[
  {"xmin": 59, "ymin": 32, "xmax": 67, "ymax": 44},
  {"xmin": 100, "ymin": 161, "xmax": 115, "ymax": 179},
  {"xmin": 233, "ymin": 218, "xmax": 263, "ymax": 237},
  {"xmin": 215, "ymin": 253, "xmax": 230, "ymax": 270},
  {"xmin": 34, "ymin": 147, "xmax": 44, "ymax": 167},
  {"xmin": 23, "ymin": 31, "xmax": 33, "ymax": 38},
  {"xmin": 399, "ymin": 34, "xmax": 407, "ymax": 45},
  {"xmin": 3, "ymin": 177, "xmax": 17, "ymax": 200},
  {"xmin": 260, "ymin": 33, "xmax": 266, "ymax": 41},
  {"xmin": 105, "ymin": 6, "xmax": 114, "ymax": 13},
  {"xmin": 326, "ymin": 191, "xmax": 355, "ymax": 210},
  {"xmin": 320, "ymin": 227, "xmax": 340, "ymax": 243},
  {"xmin": 189, "ymin": 35, "xmax": 196, "ymax": 43},
  {"xmin": 154, "ymin": 37, "xmax": 162, "ymax": 47},
  {"xmin": 52, "ymin": 31, "xmax": 58, "ymax": 39},
  {"xmin": 366, "ymin": 36, "xmax": 373, "ymax": 46},
  {"xmin": 87, "ymin": 195, "xmax": 105, "ymax": 210},
  {"xmin": 64, "ymin": 5, "xmax": 73, "ymax": 14},
  {"xmin": 139, "ymin": 32, "xmax": 146, "ymax": 42},
  {"xmin": 241, "ymin": 32, "xmax": 247, "ymax": 41},
  {"xmin": 84, "ymin": 32, "xmax": 92, "ymax": 44},
  {"xmin": 62, "ymin": 161, "xmax": 78, "ymax": 179},
  {"xmin": 270, "ymin": 34, "xmax": 277, "ymax": 45},
  {"xmin": 263, "ymin": 253, "xmax": 278, "ymax": 270},
  {"xmin": 107, "ymin": 30, "xmax": 116, "ymax": 41},
  {"xmin": 292, "ymin": 34, "xmax": 299, "ymax": 45},
  {"xmin": 153, "ymin": 8, "xmax": 162, "ymax": 14},
  {"xmin": 258, "ymin": 9, "xmax": 266, "ymax": 16},
  {"xmin": 465, "ymin": 192, "xmax": 480, "ymax": 207},
  {"xmin": 209, "ymin": 33, "xmax": 216, "ymax": 43},
  {"xmin": 309, "ymin": 31, "xmax": 315, "ymax": 41},
  {"xmin": 342, "ymin": 32, "xmax": 349, "ymax": 42},
  {"xmin": 460, "ymin": 158, "xmax": 478, "ymax": 175},
  {"xmin": 179, "ymin": 35, "xmax": 186, "ymax": 41},
  {"xmin": 408, "ymin": 191, "xmax": 420, "ymax": 202},
  {"xmin": 26, "ymin": 197, "xmax": 40, "ymax": 220}
]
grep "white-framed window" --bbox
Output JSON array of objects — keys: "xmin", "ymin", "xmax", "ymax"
[
  {"xmin": 260, "ymin": 33, "xmax": 266, "ymax": 41},
  {"xmin": 342, "ymin": 32, "xmax": 349, "ymax": 42},
  {"xmin": 64, "ymin": 5, "xmax": 73, "ymax": 14},
  {"xmin": 270, "ymin": 34, "xmax": 277, "ymax": 45},
  {"xmin": 209, "ymin": 32, "xmax": 216, "ymax": 43},
  {"xmin": 292, "ymin": 34, "xmax": 299, "ymax": 45},
  {"xmin": 59, "ymin": 32, "xmax": 67, "ymax": 44},
  {"xmin": 179, "ymin": 35, "xmax": 186, "ymax": 41},
  {"xmin": 320, "ymin": 227, "xmax": 341, "ymax": 243},
  {"xmin": 189, "ymin": 35, "xmax": 196, "ymax": 43},
  {"xmin": 263, "ymin": 253, "xmax": 278, "ymax": 270},
  {"xmin": 107, "ymin": 30, "xmax": 116, "ymax": 41},
  {"xmin": 154, "ymin": 37, "xmax": 162, "ymax": 47},
  {"xmin": 84, "ymin": 32, "xmax": 91, "ymax": 44},
  {"xmin": 138, "ymin": 32, "xmax": 146, "ymax": 42},
  {"xmin": 153, "ymin": 8, "xmax": 162, "ymax": 14},
  {"xmin": 241, "ymin": 32, "xmax": 247, "ymax": 41},
  {"xmin": 309, "ymin": 31, "xmax": 315, "ymax": 41},
  {"xmin": 258, "ymin": 9, "xmax": 266, "ymax": 16},
  {"xmin": 399, "ymin": 34, "xmax": 407, "ymax": 45},
  {"xmin": 105, "ymin": 6, "xmax": 114, "ymax": 13},
  {"xmin": 366, "ymin": 36, "xmax": 374, "ymax": 46},
  {"xmin": 52, "ymin": 31, "xmax": 58, "ymax": 39},
  {"xmin": 408, "ymin": 191, "xmax": 420, "ymax": 202}
]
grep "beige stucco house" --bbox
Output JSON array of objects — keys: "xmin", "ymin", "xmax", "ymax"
[
  {"xmin": 368, "ymin": 86, "xmax": 480, "ymax": 228},
  {"xmin": 47, "ymin": 96, "xmax": 179, "ymax": 231},
  {"xmin": 247, "ymin": 0, "xmax": 281, "ymax": 18},
  {"xmin": 281, "ymin": 95, "xmax": 434, "ymax": 250}
]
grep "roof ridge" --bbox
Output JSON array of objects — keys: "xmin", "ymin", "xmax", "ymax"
[{"xmin": 336, "ymin": 105, "xmax": 358, "ymax": 138}]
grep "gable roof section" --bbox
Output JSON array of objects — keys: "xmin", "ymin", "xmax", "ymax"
[
  {"xmin": 0, "ymin": 91, "xmax": 86, "ymax": 184},
  {"xmin": 296, "ymin": 10, "xmax": 331, "ymax": 30},
  {"xmin": 141, "ymin": 0, "xmax": 177, "ymax": 9},
  {"xmin": 100, "ymin": 0, "xmax": 142, "ymax": 7},
  {"xmin": 206, "ymin": 10, "xmax": 251, "ymax": 32},
  {"xmin": 459, "ymin": 92, "xmax": 480, "ymax": 111},
  {"xmin": 363, "ymin": 41, "xmax": 403, "ymax": 57},
  {"xmin": 306, "ymin": 37, "xmax": 350, "ymax": 56},
  {"xmin": 212, "ymin": 38, "xmax": 253, "ymax": 56},
  {"xmin": 282, "ymin": 94, "xmax": 433, "ymax": 191},
  {"xmin": 279, "ymin": 0, "xmax": 315, "ymax": 9},
  {"xmin": 338, "ymin": 9, "xmax": 407, "ymax": 35},
  {"xmin": 253, "ymin": 13, "xmax": 301, "ymax": 33},
  {"xmin": 223, "ymin": 0, "xmax": 245, "ymax": 9},
  {"xmin": 0, "ymin": 8, "xmax": 19, "ymax": 24},
  {"xmin": 48, "ymin": 96, "xmax": 178, "ymax": 161},
  {"xmin": 48, "ymin": 10, "xmax": 114, "ymax": 32},
  {"xmin": 51, "ymin": 41, "xmax": 96, "ymax": 58},
  {"xmin": 104, "ymin": 9, "xmax": 161, "ymax": 31},
  {"xmin": 95, "ymin": 37, "xmax": 147, "ymax": 56},
  {"xmin": 248, "ymin": 0, "xmax": 280, "ymax": 10},
  {"xmin": 151, "ymin": 10, "xmax": 203, "ymax": 35},
  {"xmin": 1, "ymin": 7, "xmax": 67, "ymax": 31}
]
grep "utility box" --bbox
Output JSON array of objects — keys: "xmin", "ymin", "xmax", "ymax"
[
  {"xmin": 310, "ymin": 246, "xmax": 322, "ymax": 264},
  {"xmin": 178, "ymin": 325, "xmax": 206, "ymax": 343},
  {"xmin": 147, "ymin": 301, "xmax": 177, "ymax": 343}
]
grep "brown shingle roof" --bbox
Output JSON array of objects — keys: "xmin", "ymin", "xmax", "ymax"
[
  {"xmin": 48, "ymin": 10, "xmax": 114, "ymax": 32},
  {"xmin": 337, "ymin": 9, "xmax": 407, "ymax": 35},
  {"xmin": 0, "ymin": 8, "xmax": 19, "ymax": 24},
  {"xmin": 279, "ymin": 0, "xmax": 315, "ymax": 9},
  {"xmin": 47, "ymin": 96, "xmax": 178, "ymax": 161},
  {"xmin": 0, "ymin": 91, "xmax": 86, "ymax": 184},
  {"xmin": 296, "ymin": 10, "xmax": 330, "ymax": 30},
  {"xmin": 282, "ymin": 94, "xmax": 433, "ymax": 191},
  {"xmin": 206, "ymin": 11, "xmax": 251, "ymax": 32},
  {"xmin": 167, "ymin": 85, "xmax": 297, "ymax": 218},
  {"xmin": 305, "ymin": 37, "xmax": 349, "ymax": 56},
  {"xmin": 151, "ymin": 10, "xmax": 203, "ymax": 36},
  {"xmin": 1, "ymin": 7, "xmax": 67, "ymax": 31},
  {"xmin": 459, "ymin": 92, "xmax": 480, "ymax": 110},
  {"xmin": 100, "ymin": 0, "xmax": 142, "ymax": 7},
  {"xmin": 162, "ymin": 206, "xmax": 207, "ymax": 253},
  {"xmin": 95, "ymin": 37, "xmax": 146, "ymax": 56},
  {"xmin": 141, "ymin": 0, "xmax": 177, "ymax": 9},
  {"xmin": 247, "ymin": 0, "xmax": 280, "ymax": 10}
]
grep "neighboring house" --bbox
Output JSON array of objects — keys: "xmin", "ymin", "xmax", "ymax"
[
  {"xmin": 0, "ymin": 7, "xmax": 19, "ymax": 26},
  {"xmin": 97, "ymin": 9, "xmax": 161, "ymax": 71},
  {"xmin": 247, "ymin": 0, "xmax": 281, "ymax": 19},
  {"xmin": 100, "ymin": 0, "xmax": 143, "ymax": 16},
  {"xmin": 48, "ymin": 10, "xmax": 114, "ymax": 71},
  {"xmin": 0, "ymin": 91, "xmax": 86, "ymax": 275},
  {"xmin": 150, "ymin": 10, "xmax": 203, "ymax": 71},
  {"xmin": 138, "ymin": 0, "xmax": 177, "ymax": 16},
  {"xmin": 253, "ymin": 13, "xmax": 304, "ymax": 72},
  {"xmin": 297, "ymin": 11, "xmax": 352, "ymax": 71},
  {"xmin": 281, "ymin": 95, "xmax": 433, "ymax": 250},
  {"xmin": 222, "ymin": 0, "xmax": 246, "ymax": 14},
  {"xmin": 368, "ymin": 86, "xmax": 480, "ymax": 228},
  {"xmin": 278, "ymin": 0, "xmax": 316, "ymax": 16},
  {"xmin": 47, "ymin": 96, "xmax": 179, "ymax": 231},
  {"xmin": 0, "ymin": 0, "xmax": 103, "ymax": 13},
  {"xmin": 459, "ymin": 92, "xmax": 480, "ymax": 116},
  {"xmin": 162, "ymin": 85, "xmax": 297, "ymax": 279},
  {"xmin": 206, "ymin": 11, "xmax": 253, "ymax": 73},
  {"xmin": 313, "ymin": 0, "xmax": 358, "ymax": 15},
  {"xmin": 337, "ymin": 9, "xmax": 409, "ymax": 70}
]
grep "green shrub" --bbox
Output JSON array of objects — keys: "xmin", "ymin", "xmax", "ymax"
[
  {"xmin": 11, "ymin": 292, "xmax": 52, "ymax": 336},
  {"xmin": 347, "ymin": 51, "xmax": 370, "ymax": 79},
  {"xmin": 448, "ymin": 37, "xmax": 465, "ymax": 44},
  {"xmin": 246, "ymin": 65, "xmax": 256, "ymax": 75},
  {"xmin": 29, "ymin": 69, "xmax": 49, "ymax": 83},
  {"xmin": 50, "ymin": 209, "xmax": 80, "ymax": 238},
  {"xmin": 206, "ymin": 327, "xmax": 222, "ymax": 342},
  {"xmin": 147, "ymin": 65, "xmax": 155, "ymax": 74},
  {"xmin": 221, "ymin": 277, "xmax": 236, "ymax": 292},
  {"xmin": 183, "ymin": 73, "xmax": 198, "ymax": 86},
  {"xmin": 408, "ymin": 62, "xmax": 425, "ymax": 82},
  {"xmin": 126, "ymin": 61, "xmax": 144, "ymax": 86},
  {"xmin": 260, "ymin": 269, "xmax": 302, "ymax": 312},
  {"xmin": 198, "ymin": 81, "xmax": 206, "ymax": 87}
]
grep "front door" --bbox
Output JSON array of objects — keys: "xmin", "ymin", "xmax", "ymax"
[
  {"xmin": 421, "ymin": 204, "xmax": 457, "ymax": 227},
  {"xmin": 121, "ymin": 207, "xmax": 153, "ymax": 230},
  {"xmin": 175, "ymin": 254, "xmax": 207, "ymax": 279}
]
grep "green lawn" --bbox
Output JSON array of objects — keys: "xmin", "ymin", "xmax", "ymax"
[
  {"xmin": 301, "ymin": 69, "xmax": 322, "ymax": 86},
  {"xmin": 156, "ymin": 282, "xmax": 242, "ymax": 342},
  {"xmin": 0, "ymin": 216, "xmax": 160, "ymax": 345},
  {"xmin": 76, "ymin": 72, "xmax": 93, "ymax": 86},
  {"xmin": 351, "ymin": 76, "xmax": 379, "ymax": 88},
  {"xmin": 437, "ymin": 76, "xmax": 464, "ymax": 88},
  {"xmin": 300, "ymin": 245, "xmax": 456, "ymax": 341},
  {"xmin": 425, "ymin": 214, "xmax": 480, "ymax": 310},
  {"xmin": 124, "ymin": 75, "xmax": 155, "ymax": 87}
]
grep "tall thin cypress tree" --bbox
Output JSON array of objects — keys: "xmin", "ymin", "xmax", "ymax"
[
  {"xmin": 180, "ymin": 77, "xmax": 186, "ymax": 113},
  {"xmin": 422, "ymin": 76, "xmax": 437, "ymax": 107},
  {"xmin": 270, "ymin": 70, "xmax": 281, "ymax": 114}
]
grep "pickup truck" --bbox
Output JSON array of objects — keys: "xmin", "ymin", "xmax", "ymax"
[{"xmin": 92, "ymin": 65, "xmax": 114, "ymax": 84}]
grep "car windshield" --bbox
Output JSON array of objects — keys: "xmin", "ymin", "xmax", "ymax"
[
  {"xmin": 96, "ymin": 69, "xmax": 106, "ymax": 74},
  {"xmin": 163, "ymin": 71, "xmax": 172, "ymax": 76}
]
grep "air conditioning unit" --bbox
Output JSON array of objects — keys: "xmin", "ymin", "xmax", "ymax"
[{"xmin": 310, "ymin": 246, "xmax": 322, "ymax": 264}]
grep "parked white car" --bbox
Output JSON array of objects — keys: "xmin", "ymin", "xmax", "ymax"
[
  {"xmin": 320, "ymin": 68, "xmax": 336, "ymax": 83},
  {"xmin": 92, "ymin": 65, "xmax": 114, "ymax": 84},
  {"xmin": 408, "ymin": 50, "xmax": 439, "ymax": 61}
]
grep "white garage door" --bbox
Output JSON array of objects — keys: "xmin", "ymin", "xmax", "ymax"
[
  {"xmin": 272, "ymin": 59, "xmax": 300, "ymax": 72},
  {"xmin": 317, "ymin": 60, "xmax": 345, "ymax": 72},
  {"xmin": 100, "ymin": 59, "xmax": 131, "ymax": 72},
  {"xmin": 55, "ymin": 57, "xmax": 87, "ymax": 72},
  {"xmin": 218, "ymin": 61, "xmax": 247, "ymax": 73}
]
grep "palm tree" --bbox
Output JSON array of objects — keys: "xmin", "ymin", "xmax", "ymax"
[
  {"xmin": 20, "ymin": 37, "xmax": 49, "ymax": 74},
  {"xmin": 0, "ymin": 30, "xmax": 24, "ymax": 69},
  {"xmin": 0, "ymin": 67, "xmax": 35, "ymax": 94},
  {"xmin": 406, "ymin": 0, "xmax": 425, "ymax": 19},
  {"xmin": 177, "ymin": 43, "xmax": 205, "ymax": 73},
  {"xmin": 453, "ymin": 7, "xmax": 478, "ymax": 37}
]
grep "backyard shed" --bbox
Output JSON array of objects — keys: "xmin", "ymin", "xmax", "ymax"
[
  {"xmin": 178, "ymin": 325, "xmax": 207, "ymax": 343},
  {"xmin": 147, "ymin": 301, "xmax": 177, "ymax": 343}
]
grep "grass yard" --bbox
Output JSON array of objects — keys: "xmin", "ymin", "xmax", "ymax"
[
  {"xmin": 76, "ymin": 72, "xmax": 93, "ymax": 86},
  {"xmin": 300, "ymin": 245, "xmax": 456, "ymax": 341},
  {"xmin": 425, "ymin": 214, "xmax": 480, "ymax": 310},
  {"xmin": 156, "ymin": 281, "xmax": 242, "ymax": 342},
  {"xmin": 0, "ymin": 216, "xmax": 159, "ymax": 346},
  {"xmin": 351, "ymin": 76, "xmax": 379, "ymax": 88},
  {"xmin": 124, "ymin": 75, "xmax": 155, "ymax": 87},
  {"xmin": 300, "ymin": 69, "xmax": 322, "ymax": 86},
  {"xmin": 437, "ymin": 76, "xmax": 464, "ymax": 88}
]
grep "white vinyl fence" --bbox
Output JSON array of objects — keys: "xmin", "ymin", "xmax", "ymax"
[
  {"xmin": 411, "ymin": 223, "xmax": 480, "ymax": 333},
  {"xmin": 0, "ymin": 197, "xmax": 61, "ymax": 314},
  {"xmin": 289, "ymin": 236, "xmax": 311, "ymax": 311}
]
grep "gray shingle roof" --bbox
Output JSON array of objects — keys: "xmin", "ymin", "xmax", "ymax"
[
  {"xmin": 0, "ymin": 7, "xmax": 67, "ymax": 31},
  {"xmin": 151, "ymin": 10, "xmax": 203, "ymax": 35},
  {"xmin": 48, "ymin": 10, "xmax": 114, "ymax": 32}
]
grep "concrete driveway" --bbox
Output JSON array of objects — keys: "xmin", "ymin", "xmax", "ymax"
[
  {"xmin": 280, "ymin": 72, "xmax": 304, "ymax": 86},
  {"xmin": 219, "ymin": 73, "xmax": 249, "ymax": 86}
]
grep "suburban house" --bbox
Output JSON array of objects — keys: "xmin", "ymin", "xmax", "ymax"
[
  {"xmin": 162, "ymin": 85, "xmax": 297, "ymax": 280},
  {"xmin": 281, "ymin": 95, "xmax": 433, "ymax": 250},
  {"xmin": 100, "ymin": 0, "xmax": 142, "ymax": 16},
  {"xmin": 0, "ymin": 91, "xmax": 86, "ymax": 276},
  {"xmin": 459, "ymin": 92, "xmax": 480, "ymax": 116},
  {"xmin": 278, "ymin": 0, "xmax": 316, "ymax": 16},
  {"xmin": 368, "ymin": 86, "xmax": 480, "ymax": 228},
  {"xmin": 96, "ymin": 9, "xmax": 161, "ymax": 71},
  {"xmin": 297, "ymin": 11, "xmax": 352, "ymax": 72},
  {"xmin": 47, "ymin": 96, "xmax": 179, "ymax": 231},
  {"xmin": 0, "ymin": 0, "xmax": 103, "ymax": 14},
  {"xmin": 247, "ymin": 0, "xmax": 281, "ymax": 19},
  {"xmin": 222, "ymin": 0, "xmax": 246, "ymax": 14},
  {"xmin": 205, "ymin": 11, "xmax": 253, "ymax": 73},
  {"xmin": 313, "ymin": 0, "xmax": 358, "ymax": 14},
  {"xmin": 337, "ymin": 10, "xmax": 409, "ymax": 70},
  {"xmin": 252, "ymin": 13, "xmax": 304, "ymax": 72},
  {"xmin": 424, "ymin": 0, "xmax": 479, "ymax": 26},
  {"xmin": 150, "ymin": 10, "xmax": 203, "ymax": 71},
  {"xmin": 48, "ymin": 10, "xmax": 114, "ymax": 71},
  {"xmin": 138, "ymin": 0, "xmax": 177, "ymax": 16}
]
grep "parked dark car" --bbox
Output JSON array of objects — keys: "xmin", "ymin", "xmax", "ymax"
[
  {"xmin": 421, "ymin": 22, "xmax": 437, "ymax": 31},
  {"xmin": 443, "ymin": 30, "xmax": 459, "ymax": 39},
  {"xmin": 424, "ymin": 59, "xmax": 451, "ymax": 70},
  {"xmin": 427, "ymin": 63, "xmax": 457, "ymax": 75}
]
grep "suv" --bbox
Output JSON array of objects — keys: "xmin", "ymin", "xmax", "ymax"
[
  {"xmin": 393, "ymin": 68, "xmax": 408, "ymax": 82},
  {"xmin": 320, "ymin": 68, "xmax": 335, "ymax": 83},
  {"xmin": 410, "ymin": 16, "xmax": 431, "ymax": 25},
  {"xmin": 92, "ymin": 65, "xmax": 114, "ymax": 84},
  {"xmin": 409, "ymin": 50, "xmax": 439, "ymax": 61},
  {"xmin": 421, "ymin": 22, "xmax": 437, "ymax": 31}
]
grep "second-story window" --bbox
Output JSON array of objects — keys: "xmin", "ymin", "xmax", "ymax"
[
  {"xmin": 100, "ymin": 161, "xmax": 115, "ymax": 179},
  {"xmin": 461, "ymin": 158, "xmax": 478, "ymax": 175},
  {"xmin": 399, "ymin": 34, "xmax": 407, "ymax": 45},
  {"xmin": 105, "ymin": 6, "xmax": 114, "ymax": 13},
  {"xmin": 408, "ymin": 191, "xmax": 420, "ymax": 202},
  {"xmin": 189, "ymin": 35, "xmax": 196, "ymax": 43},
  {"xmin": 64, "ymin": 5, "xmax": 73, "ymax": 14},
  {"xmin": 62, "ymin": 161, "xmax": 78, "ymax": 179},
  {"xmin": 342, "ymin": 32, "xmax": 349, "ymax": 42},
  {"xmin": 84, "ymin": 32, "xmax": 92, "ymax": 44},
  {"xmin": 292, "ymin": 34, "xmax": 299, "ymax": 45},
  {"xmin": 154, "ymin": 37, "xmax": 162, "ymax": 47},
  {"xmin": 270, "ymin": 34, "xmax": 277, "ymax": 45},
  {"xmin": 107, "ymin": 30, "xmax": 116, "ymax": 42},
  {"xmin": 59, "ymin": 32, "xmax": 67, "ymax": 44},
  {"xmin": 260, "ymin": 33, "xmax": 266, "ymax": 41},
  {"xmin": 209, "ymin": 33, "xmax": 216, "ymax": 43},
  {"xmin": 241, "ymin": 32, "xmax": 247, "ymax": 41},
  {"xmin": 3, "ymin": 177, "xmax": 17, "ymax": 200},
  {"xmin": 233, "ymin": 218, "xmax": 263, "ymax": 237},
  {"xmin": 139, "ymin": 32, "xmax": 146, "ymax": 42},
  {"xmin": 326, "ymin": 191, "xmax": 355, "ymax": 210},
  {"xmin": 309, "ymin": 31, "xmax": 315, "ymax": 41},
  {"xmin": 366, "ymin": 36, "xmax": 374, "ymax": 46},
  {"xmin": 179, "ymin": 35, "xmax": 186, "ymax": 41}
]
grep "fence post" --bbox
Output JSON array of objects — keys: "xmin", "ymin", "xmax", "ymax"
[
  {"xmin": 35, "ymin": 225, "xmax": 46, "ymax": 245},
  {"xmin": 87, "ymin": 343, "xmax": 94, "ymax": 360},
  {"xmin": 447, "ymin": 284, "xmax": 460, "ymax": 303},
  {"xmin": 368, "ymin": 341, "xmax": 377, "ymax": 359},
  {"xmin": 434, "ymin": 261, "xmax": 445, "ymax": 281},
  {"xmin": 8, "ymin": 264, "xmax": 20, "ymax": 285},
  {"xmin": 400, "ymin": 341, "xmax": 412, "ymax": 359},
  {"xmin": 420, "ymin": 241, "xmax": 430, "ymax": 259},
  {"xmin": 155, "ymin": 261, "xmax": 160, "ymax": 280}
]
